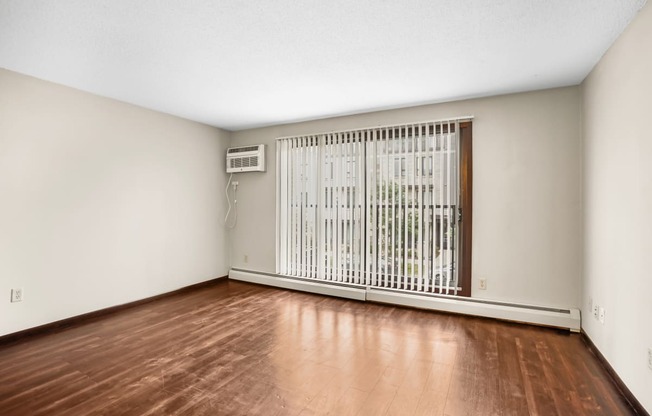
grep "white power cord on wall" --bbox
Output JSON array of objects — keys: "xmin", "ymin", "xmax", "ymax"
[{"xmin": 225, "ymin": 173, "xmax": 238, "ymax": 228}]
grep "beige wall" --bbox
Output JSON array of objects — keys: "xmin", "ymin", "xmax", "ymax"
[
  {"xmin": 581, "ymin": 2, "xmax": 652, "ymax": 412},
  {"xmin": 230, "ymin": 86, "xmax": 582, "ymax": 309},
  {"xmin": 0, "ymin": 69, "xmax": 231, "ymax": 336}
]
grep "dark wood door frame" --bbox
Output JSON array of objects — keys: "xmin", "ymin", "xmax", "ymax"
[{"xmin": 457, "ymin": 121, "xmax": 473, "ymax": 297}]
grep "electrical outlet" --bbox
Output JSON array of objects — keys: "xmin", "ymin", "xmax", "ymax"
[
  {"xmin": 479, "ymin": 278, "xmax": 487, "ymax": 290},
  {"xmin": 598, "ymin": 306, "xmax": 605, "ymax": 324},
  {"xmin": 10, "ymin": 288, "xmax": 23, "ymax": 303},
  {"xmin": 648, "ymin": 347, "xmax": 652, "ymax": 370},
  {"xmin": 593, "ymin": 304, "xmax": 599, "ymax": 319},
  {"xmin": 244, "ymin": 254, "xmax": 249, "ymax": 263}
]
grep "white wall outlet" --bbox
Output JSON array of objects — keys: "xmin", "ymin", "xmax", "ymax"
[
  {"xmin": 648, "ymin": 347, "xmax": 652, "ymax": 370},
  {"xmin": 479, "ymin": 278, "xmax": 487, "ymax": 290},
  {"xmin": 593, "ymin": 304, "xmax": 599, "ymax": 319},
  {"xmin": 598, "ymin": 306, "xmax": 605, "ymax": 324},
  {"xmin": 244, "ymin": 254, "xmax": 249, "ymax": 263},
  {"xmin": 10, "ymin": 288, "xmax": 23, "ymax": 303}
]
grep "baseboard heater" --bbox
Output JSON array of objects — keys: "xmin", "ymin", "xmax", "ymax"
[{"xmin": 229, "ymin": 269, "xmax": 580, "ymax": 332}]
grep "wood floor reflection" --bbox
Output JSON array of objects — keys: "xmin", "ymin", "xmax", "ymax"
[{"xmin": 0, "ymin": 280, "xmax": 633, "ymax": 415}]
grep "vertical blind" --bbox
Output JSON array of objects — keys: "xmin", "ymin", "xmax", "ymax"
[{"xmin": 276, "ymin": 120, "xmax": 462, "ymax": 295}]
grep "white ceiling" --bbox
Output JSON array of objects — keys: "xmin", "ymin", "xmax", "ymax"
[{"xmin": 0, "ymin": 0, "xmax": 647, "ymax": 131}]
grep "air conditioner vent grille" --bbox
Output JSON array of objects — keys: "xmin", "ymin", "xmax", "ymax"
[
  {"xmin": 228, "ymin": 146, "xmax": 260, "ymax": 154},
  {"xmin": 226, "ymin": 145, "xmax": 266, "ymax": 173},
  {"xmin": 230, "ymin": 156, "xmax": 259, "ymax": 169}
]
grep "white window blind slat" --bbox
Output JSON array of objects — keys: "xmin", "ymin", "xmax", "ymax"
[
  {"xmin": 446, "ymin": 128, "xmax": 452, "ymax": 293},
  {"xmin": 423, "ymin": 126, "xmax": 430, "ymax": 293},
  {"xmin": 367, "ymin": 130, "xmax": 376, "ymax": 287},
  {"xmin": 346, "ymin": 133, "xmax": 351, "ymax": 282},
  {"xmin": 417, "ymin": 124, "xmax": 425, "ymax": 292},
  {"xmin": 355, "ymin": 134, "xmax": 361, "ymax": 283},
  {"xmin": 410, "ymin": 125, "xmax": 417, "ymax": 291},
  {"xmin": 293, "ymin": 137, "xmax": 299, "ymax": 277},
  {"xmin": 324, "ymin": 135, "xmax": 330, "ymax": 281},
  {"xmin": 336, "ymin": 133, "xmax": 341, "ymax": 282},
  {"xmin": 382, "ymin": 132, "xmax": 388, "ymax": 288},
  {"xmin": 300, "ymin": 137, "xmax": 306, "ymax": 279},
  {"xmin": 390, "ymin": 128, "xmax": 396, "ymax": 289},
  {"xmin": 326, "ymin": 134, "xmax": 332, "ymax": 281},
  {"xmin": 318, "ymin": 135, "xmax": 325, "ymax": 280},
  {"xmin": 438, "ymin": 131, "xmax": 444, "ymax": 294}
]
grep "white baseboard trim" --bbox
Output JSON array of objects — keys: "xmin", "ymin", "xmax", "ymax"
[
  {"xmin": 366, "ymin": 289, "xmax": 581, "ymax": 332},
  {"xmin": 228, "ymin": 269, "xmax": 581, "ymax": 331},
  {"xmin": 229, "ymin": 269, "xmax": 366, "ymax": 301}
]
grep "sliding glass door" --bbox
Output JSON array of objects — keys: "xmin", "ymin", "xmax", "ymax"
[{"xmin": 276, "ymin": 119, "xmax": 472, "ymax": 296}]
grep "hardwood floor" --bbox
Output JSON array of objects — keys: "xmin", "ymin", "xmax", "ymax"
[{"xmin": 0, "ymin": 280, "xmax": 634, "ymax": 415}]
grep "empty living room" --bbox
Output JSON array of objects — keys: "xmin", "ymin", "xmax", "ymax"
[{"xmin": 0, "ymin": 1, "xmax": 650, "ymax": 415}]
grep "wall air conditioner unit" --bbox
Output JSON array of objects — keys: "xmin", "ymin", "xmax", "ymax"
[{"xmin": 226, "ymin": 144, "xmax": 266, "ymax": 173}]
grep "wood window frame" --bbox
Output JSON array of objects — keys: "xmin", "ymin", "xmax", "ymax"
[{"xmin": 457, "ymin": 121, "xmax": 473, "ymax": 296}]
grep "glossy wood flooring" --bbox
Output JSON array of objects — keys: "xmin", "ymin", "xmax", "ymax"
[{"xmin": 0, "ymin": 280, "xmax": 634, "ymax": 415}]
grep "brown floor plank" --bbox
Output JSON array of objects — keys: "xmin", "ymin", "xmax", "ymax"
[{"xmin": 0, "ymin": 280, "xmax": 637, "ymax": 415}]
